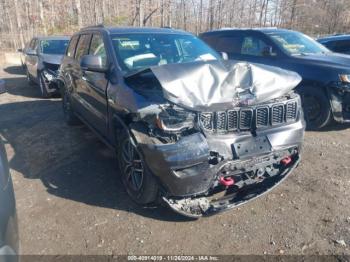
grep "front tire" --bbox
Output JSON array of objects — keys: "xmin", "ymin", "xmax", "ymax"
[
  {"xmin": 298, "ymin": 86, "xmax": 332, "ymax": 130},
  {"xmin": 26, "ymin": 67, "xmax": 35, "ymax": 86},
  {"xmin": 117, "ymin": 131, "xmax": 158, "ymax": 205}
]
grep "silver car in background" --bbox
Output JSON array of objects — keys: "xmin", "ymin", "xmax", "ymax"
[{"xmin": 21, "ymin": 36, "xmax": 70, "ymax": 98}]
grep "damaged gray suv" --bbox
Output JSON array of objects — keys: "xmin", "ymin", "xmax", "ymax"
[{"xmin": 58, "ymin": 26, "xmax": 305, "ymax": 218}]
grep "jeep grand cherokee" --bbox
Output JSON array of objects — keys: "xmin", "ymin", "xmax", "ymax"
[{"xmin": 58, "ymin": 26, "xmax": 305, "ymax": 217}]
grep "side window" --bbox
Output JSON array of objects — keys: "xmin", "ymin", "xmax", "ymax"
[
  {"xmin": 29, "ymin": 39, "xmax": 37, "ymax": 50},
  {"xmin": 89, "ymin": 34, "xmax": 107, "ymax": 66},
  {"xmin": 215, "ymin": 35, "xmax": 244, "ymax": 55},
  {"xmin": 33, "ymin": 40, "xmax": 39, "ymax": 51},
  {"xmin": 67, "ymin": 35, "xmax": 79, "ymax": 57},
  {"xmin": 333, "ymin": 40, "xmax": 350, "ymax": 54},
  {"xmin": 75, "ymin": 34, "xmax": 92, "ymax": 61},
  {"xmin": 241, "ymin": 36, "xmax": 270, "ymax": 56}
]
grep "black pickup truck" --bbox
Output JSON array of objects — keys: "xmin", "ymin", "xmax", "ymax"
[{"xmin": 58, "ymin": 26, "xmax": 305, "ymax": 218}]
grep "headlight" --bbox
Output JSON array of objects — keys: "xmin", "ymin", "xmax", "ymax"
[
  {"xmin": 339, "ymin": 74, "xmax": 350, "ymax": 84},
  {"xmin": 156, "ymin": 106, "xmax": 195, "ymax": 132},
  {"xmin": 43, "ymin": 70, "xmax": 54, "ymax": 81}
]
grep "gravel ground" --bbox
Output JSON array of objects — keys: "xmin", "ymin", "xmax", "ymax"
[{"xmin": 0, "ymin": 62, "xmax": 350, "ymax": 256}]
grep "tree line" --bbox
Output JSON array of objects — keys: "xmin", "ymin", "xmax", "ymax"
[{"xmin": 0, "ymin": 0, "xmax": 350, "ymax": 49}]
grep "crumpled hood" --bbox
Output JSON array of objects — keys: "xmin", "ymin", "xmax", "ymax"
[
  {"xmin": 39, "ymin": 54, "xmax": 63, "ymax": 65},
  {"xmin": 148, "ymin": 60, "xmax": 302, "ymax": 111}
]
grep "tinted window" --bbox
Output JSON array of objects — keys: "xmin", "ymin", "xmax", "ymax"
[
  {"xmin": 241, "ymin": 36, "xmax": 269, "ymax": 56},
  {"xmin": 40, "ymin": 39, "xmax": 69, "ymax": 55},
  {"xmin": 67, "ymin": 36, "xmax": 79, "ymax": 57},
  {"xmin": 333, "ymin": 40, "xmax": 350, "ymax": 54},
  {"xmin": 89, "ymin": 34, "xmax": 107, "ymax": 66},
  {"xmin": 215, "ymin": 35, "xmax": 244, "ymax": 55},
  {"xmin": 111, "ymin": 33, "xmax": 220, "ymax": 72},
  {"xmin": 75, "ymin": 34, "xmax": 92, "ymax": 61}
]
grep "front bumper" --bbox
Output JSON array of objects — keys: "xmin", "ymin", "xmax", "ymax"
[
  {"xmin": 327, "ymin": 85, "xmax": 350, "ymax": 123},
  {"xmin": 132, "ymin": 116, "xmax": 304, "ymax": 217},
  {"xmin": 41, "ymin": 69, "xmax": 60, "ymax": 94},
  {"xmin": 163, "ymin": 155, "xmax": 300, "ymax": 218}
]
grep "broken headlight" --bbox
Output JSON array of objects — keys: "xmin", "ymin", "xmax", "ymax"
[
  {"xmin": 156, "ymin": 106, "xmax": 196, "ymax": 132},
  {"xmin": 43, "ymin": 70, "xmax": 55, "ymax": 82}
]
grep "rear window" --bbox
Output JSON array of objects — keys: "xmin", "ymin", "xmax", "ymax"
[
  {"xmin": 215, "ymin": 35, "xmax": 244, "ymax": 55},
  {"xmin": 333, "ymin": 40, "xmax": 350, "ymax": 54}
]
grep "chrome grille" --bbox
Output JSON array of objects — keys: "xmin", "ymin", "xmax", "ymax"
[
  {"xmin": 240, "ymin": 109, "xmax": 253, "ymax": 130},
  {"xmin": 271, "ymin": 104, "xmax": 284, "ymax": 125},
  {"xmin": 227, "ymin": 110, "xmax": 239, "ymax": 131},
  {"xmin": 216, "ymin": 111, "xmax": 227, "ymax": 130},
  {"xmin": 286, "ymin": 101, "xmax": 298, "ymax": 122},
  {"xmin": 199, "ymin": 98, "xmax": 299, "ymax": 133},
  {"xmin": 256, "ymin": 107, "xmax": 269, "ymax": 127},
  {"xmin": 199, "ymin": 112, "xmax": 213, "ymax": 130}
]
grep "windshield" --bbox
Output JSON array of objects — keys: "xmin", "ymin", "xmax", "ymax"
[
  {"xmin": 267, "ymin": 31, "xmax": 330, "ymax": 55},
  {"xmin": 40, "ymin": 39, "xmax": 69, "ymax": 55},
  {"xmin": 111, "ymin": 33, "xmax": 221, "ymax": 72}
]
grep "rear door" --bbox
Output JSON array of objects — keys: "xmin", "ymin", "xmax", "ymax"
[
  {"xmin": 26, "ymin": 38, "xmax": 39, "ymax": 78},
  {"xmin": 80, "ymin": 33, "xmax": 109, "ymax": 137},
  {"xmin": 70, "ymin": 34, "xmax": 92, "ymax": 116}
]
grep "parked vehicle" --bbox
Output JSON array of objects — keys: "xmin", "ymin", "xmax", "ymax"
[
  {"xmin": 317, "ymin": 34, "xmax": 350, "ymax": 55},
  {"xmin": 58, "ymin": 26, "xmax": 304, "ymax": 218},
  {"xmin": 21, "ymin": 36, "xmax": 70, "ymax": 98},
  {"xmin": 0, "ymin": 139, "xmax": 18, "ymax": 261},
  {"xmin": 200, "ymin": 28, "xmax": 350, "ymax": 129}
]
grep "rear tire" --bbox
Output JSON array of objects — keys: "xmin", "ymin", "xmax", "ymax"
[
  {"xmin": 62, "ymin": 87, "xmax": 80, "ymax": 125},
  {"xmin": 298, "ymin": 86, "xmax": 332, "ymax": 130},
  {"xmin": 117, "ymin": 130, "xmax": 159, "ymax": 205}
]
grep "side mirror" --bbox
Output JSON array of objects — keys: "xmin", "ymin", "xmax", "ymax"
[
  {"xmin": 262, "ymin": 46, "xmax": 275, "ymax": 57},
  {"xmin": 26, "ymin": 49, "xmax": 37, "ymax": 56},
  {"xmin": 17, "ymin": 48, "xmax": 23, "ymax": 53},
  {"xmin": 80, "ymin": 55, "xmax": 107, "ymax": 73},
  {"xmin": 221, "ymin": 52, "xmax": 229, "ymax": 60}
]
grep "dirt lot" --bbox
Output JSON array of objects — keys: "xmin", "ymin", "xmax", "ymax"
[{"xmin": 0, "ymin": 61, "xmax": 350, "ymax": 256}]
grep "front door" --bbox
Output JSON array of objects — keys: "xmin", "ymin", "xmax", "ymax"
[{"xmin": 80, "ymin": 33, "xmax": 109, "ymax": 138}]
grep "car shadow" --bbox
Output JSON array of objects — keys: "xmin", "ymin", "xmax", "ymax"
[
  {"xmin": 3, "ymin": 65, "xmax": 25, "ymax": 75},
  {"xmin": 0, "ymin": 99, "xmax": 192, "ymax": 222}
]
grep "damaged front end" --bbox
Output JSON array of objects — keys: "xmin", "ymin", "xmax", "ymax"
[
  {"xmin": 123, "ymin": 61, "xmax": 305, "ymax": 218},
  {"xmin": 327, "ymin": 78, "xmax": 350, "ymax": 123},
  {"xmin": 40, "ymin": 62, "xmax": 61, "ymax": 94}
]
